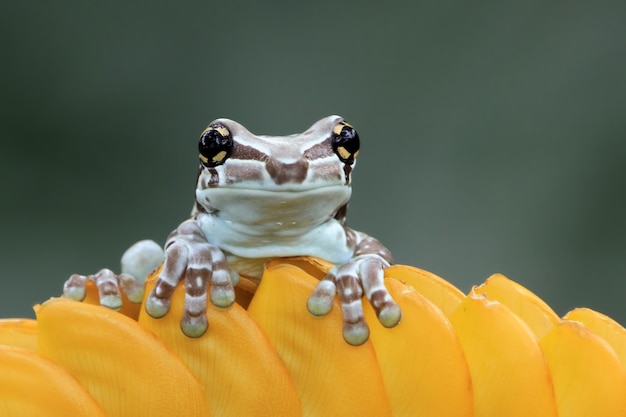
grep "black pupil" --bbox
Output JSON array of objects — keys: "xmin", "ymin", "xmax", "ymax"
[{"xmin": 199, "ymin": 127, "xmax": 232, "ymax": 167}]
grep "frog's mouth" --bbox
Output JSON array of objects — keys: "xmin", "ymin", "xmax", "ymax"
[
  {"xmin": 199, "ymin": 184, "xmax": 351, "ymax": 204},
  {"xmin": 213, "ymin": 181, "xmax": 349, "ymax": 193},
  {"xmin": 196, "ymin": 185, "xmax": 351, "ymax": 226}
]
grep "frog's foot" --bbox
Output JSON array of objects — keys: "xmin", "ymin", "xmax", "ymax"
[
  {"xmin": 63, "ymin": 269, "xmax": 144, "ymax": 309},
  {"xmin": 144, "ymin": 227, "xmax": 238, "ymax": 338},
  {"xmin": 307, "ymin": 254, "xmax": 401, "ymax": 346}
]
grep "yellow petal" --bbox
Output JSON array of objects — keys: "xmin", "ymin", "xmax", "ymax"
[
  {"xmin": 139, "ymin": 269, "xmax": 302, "ymax": 417},
  {"xmin": 0, "ymin": 345, "xmax": 107, "ymax": 416},
  {"xmin": 82, "ymin": 280, "xmax": 142, "ymax": 319},
  {"xmin": 449, "ymin": 289, "xmax": 558, "ymax": 417},
  {"xmin": 563, "ymin": 307, "xmax": 626, "ymax": 369},
  {"xmin": 384, "ymin": 265, "xmax": 465, "ymax": 317},
  {"xmin": 247, "ymin": 260, "xmax": 393, "ymax": 417},
  {"xmin": 36, "ymin": 297, "xmax": 210, "ymax": 417},
  {"xmin": 234, "ymin": 257, "xmax": 333, "ymax": 308},
  {"xmin": 0, "ymin": 319, "xmax": 37, "ymax": 351},
  {"xmin": 474, "ymin": 273, "xmax": 560, "ymax": 339},
  {"xmin": 363, "ymin": 277, "xmax": 473, "ymax": 417},
  {"xmin": 540, "ymin": 320, "xmax": 626, "ymax": 416}
]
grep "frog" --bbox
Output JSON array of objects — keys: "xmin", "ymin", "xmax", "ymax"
[{"xmin": 63, "ymin": 116, "xmax": 401, "ymax": 346}]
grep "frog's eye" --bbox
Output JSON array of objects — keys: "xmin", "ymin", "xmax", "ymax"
[
  {"xmin": 331, "ymin": 121, "xmax": 360, "ymax": 164},
  {"xmin": 199, "ymin": 124, "xmax": 233, "ymax": 168}
]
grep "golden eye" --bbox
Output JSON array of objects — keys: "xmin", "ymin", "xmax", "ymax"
[
  {"xmin": 332, "ymin": 121, "xmax": 360, "ymax": 164},
  {"xmin": 199, "ymin": 124, "xmax": 233, "ymax": 168}
]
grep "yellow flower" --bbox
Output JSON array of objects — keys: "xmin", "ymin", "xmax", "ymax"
[{"xmin": 1, "ymin": 258, "xmax": 625, "ymax": 416}]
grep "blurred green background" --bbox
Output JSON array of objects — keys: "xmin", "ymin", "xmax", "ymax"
[{"xmin": 2, "ymin": 1, "xmax": 625, "ymax": 325}]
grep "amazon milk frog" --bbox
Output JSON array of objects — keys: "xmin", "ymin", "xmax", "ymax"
[{"xmin": 64, "ymin": 116, "xmax": 401, "ymax": 345}]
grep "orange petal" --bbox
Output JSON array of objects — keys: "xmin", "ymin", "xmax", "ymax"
[
  {"xmin": 36, "ymin": 297, "xmax": 210, "ymax": 417},
  {"xmin": 563, "ymin": 307, "xmax": 626, "ymax": 369},
  {"xmin": 232, "ymin": 274, "xmax": 258, "ymax": 308},
  {"xmin": 138, "ymin": 270, "xmax": 302, "ymax": 417},
  {"xmin": 277, "ymin": 256, "xmax": 334, "ymax": 278},
  {"xmin": 540, "ymin": 320, "xmax": 626, "ymax": 416},
  {"xmin": 474, "ymin": 273, "xmax": 560, "ymax": 339},
  {"xmin": 82, "ymin": 280, "xmax": 142, "ymax": 319},
  {"xmin": 0, "ymin": 319, "xmax": 37, "ymax": 351},
  {"xmin": 0, "ymin": 345, "xmax": 106, "ymax": 416},
  {"xmin": 449, "ymin": 289, "xmax": 558, "ymax": 417},
  {"xmin": 247, "ymin": 260, "xmax": 393, "ymax": 417},
  {"xmin": 384, "ymin": 265, "xmax": 465, "ymax": 317},
  {"xmin": 363, "ymin": 277, "xmax": 473, "ymax": 416}
]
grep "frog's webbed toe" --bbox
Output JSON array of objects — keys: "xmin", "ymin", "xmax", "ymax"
[
  {"xmin": 63, "ymin": 268, "xmax": 144, "ymax": 309},
  {"xmin": 145, "ymin": 220, "xmax": 237, "ymax": 338},
  {"xmin": 307, "ymin": 254, "xmax": 401, "ymax": 346},
  {"xmin": 63, "ymin": 273, "xmax": 89, "ymax": 303}
]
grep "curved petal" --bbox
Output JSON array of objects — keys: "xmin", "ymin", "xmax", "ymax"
[
  {"xmin": 247, "ymin": 260, "xmax": 393, "ymax": 417},
  {"xmin": 138, "ymin": 269, "xmax": 302, "ymax": 417},
  {"xmin": 363, "ymin": 277, "xmax": 473, "ymax": 417},
  {"xmin": 540, "ymin": 320, "xmax": 626, "ymax": 416},
  {"xmin": 384, "ymin": 265, "xmax": 465, "ymax": 317},
  {"xmin": 0, "ymin": 345, "xmax": 107, "ymax": 416},
  {"xmin": 36, "ymin": 298, "xmax": 210, "ymax": 417},
  {"xmin": 563, "ymin": 307, "xmax": 626, "ymax": 369},
  {"xmin": 0, "ymin": 319, "xmax": 37, "ymax": 351},
  {"xmin": 449, "ymin": 289, "xmax": 558, "ymax": 417},
  {"xmin": 474, "ymin": 273, "xmax": 560, "ymax": 339}
]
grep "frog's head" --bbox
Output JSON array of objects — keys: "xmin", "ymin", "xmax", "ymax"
[
  {"xmin": 196, "ymin": 115, "xmax": 359, "ymax": 190},
  {"xmin": 193, "ymin": 116, "xmax": 360, "ymax": 225}
]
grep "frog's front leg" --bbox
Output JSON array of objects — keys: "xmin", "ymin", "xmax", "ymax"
[
  {"xmin": 307, "ymin": 230, "xmax": 401, "ymax": 346},
  {"xmin": 144, "ymin": 219, "xmax": 237, "ymax": 337}
]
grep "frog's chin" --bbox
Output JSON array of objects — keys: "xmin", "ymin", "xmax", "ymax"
[{"xmin": 196, "ymin": 185, "xmax": 351, "ymax": 226}]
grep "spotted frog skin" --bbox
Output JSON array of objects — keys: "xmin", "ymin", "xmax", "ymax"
[{"xmin": 64, "ymin": 116, "xmax": 401, "ymax": 345}]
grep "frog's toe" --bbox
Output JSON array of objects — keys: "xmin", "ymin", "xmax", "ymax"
[
  {"xmin": 207, "ymin": 266, "xmax": 235, "ymax": 308},
  {"xmin": 335, "ymin": 273, "xmax": 370, "ymax": 345},
  {"xmin": 355, "ymin": 255, "xmax": 402, "ymax": 328},
  {"xmin": 180, "ymin": 312, "xmax": 208, "ymax": 338},
  {"xmin": 378, "ymin": 302, "xmax": 402, "ymax": 328},
  {"xmin": 63, "ymin": 274, "xmax": 87, "ymax": 301},
  {"xmin": 363, "ymin": 274, "xmax": 402, "ymax": 327},
  {"xmin": 100, "ymin": 294, "xmax": 123, "ymax": 310},
  {"xmin": 307, "ymin": 279, "xmax": 336, "ymax": 316},
  {"xmin": 145, "ymin": 294, "xmax": 171, "ymax": 318},
  {"xmin": 180, "ymin": 271, "xmax": 210, "ymax": 337},
  {"xmin": 228, "ymin": 268, "xmax": 240, "ymax": 286},
  {"xmin": 93, "ymin": 268, "xmax": 124, "ymax": 311},
  {"xmin": 118, "ymin": 273, "xmax": 144, "ymax": 304},
  {"xmin": 210, "ymin": 285, "xmax": 235, "ymax": 308},
  {"xmin": 343, "ymin": 321, "xmax": 370, "ymax": 346},
  {"xmin": 146, "ymin": 246, "xmax": 188, "ymax": 317},
  {"xmin": 338, "ymin": 294, "xmax": 369, "ymax": 346},
  {"xmin": 145, "ymin": 272, "xmax": 174, "ymax": 317}
]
